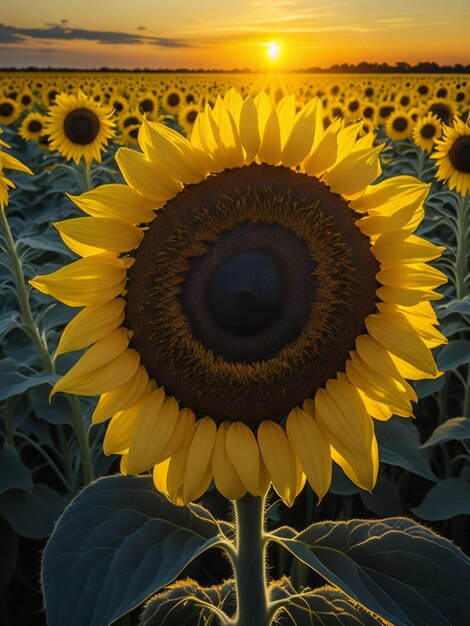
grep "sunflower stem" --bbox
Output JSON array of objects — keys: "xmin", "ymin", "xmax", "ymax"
[
  {"xmin": 455, "ymin": 194, "xmax": 469, "ymax": 301},
  {"xmin": 0, "ymin": 208, "xmax": 53, "ymax": 373},
  {"xmin": 0, "ymin": 208, "xmax": 94, "ymax": 489},
  {"xmin": 231, "ymin": 494, "xmax": 272, "ymax": 626}
]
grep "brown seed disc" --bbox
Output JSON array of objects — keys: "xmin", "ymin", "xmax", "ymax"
[
  {"xmin": 63, "ymin": 108, "xmax": 100, "ymax": 145},
  {"xmin": 125, "ymin": 163, "xmax": 379, "ymax": 425}
]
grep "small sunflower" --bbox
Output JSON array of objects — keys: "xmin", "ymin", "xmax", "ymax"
[
  {"xmin": 122, "ymin": 124, "xmax": 140, "ymax": 147},
  {"xmin": 425, "ymin": 98, "xmax": 454, "ymax": 125},
  {"xmin": 19, "ymin": 112, "xmax": 47, "ymax": 142},
  {"xmin": 385, "ymin": 111, "xmax": 414, "ymax": 141},
  {"xmin": 0, "ymin": 132, "xmax": 33, "ymax": 210},
  {"xmin": 119, "ymin": 109, "xmax": 143, "ymax": 133},
  {"xmin": 0, "ymin": 98, "xmax": 20, "ymax": 126},
  {"xmin": 178, "ymin": 103, "xmax": 201, "ymax": 137},
  {"xmin": 46, "ymin": 90, "xmax": 115, "ymax": 165},
  {"xmin": 18, "ymin": 89, "xmax": 34, "ymax": 109},
  {"xmin": 138, "ymin": 92, "xmax": 159, "ymax": 118},
  {"xmin": 431, "ymin": 115, "xmax": 470, "ymax": 195},
  {"xmin": 412, "ymin": 114, "xmax": 442, "ymax": 153},
  {"xmin": 110, "ymin": 95, "xmax": 128, "ymax": 115},
  {"xmin": 162, "ymin": 87, "xmax": 184, "ymax": 115},
  {"xmin": 31, "ymin": 90, "xmax": 447, "ymax": 507}
]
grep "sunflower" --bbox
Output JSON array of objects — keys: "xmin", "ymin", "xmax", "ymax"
[
  {"xmin": 46, "ymin": 90, "xmax": 115, "ymax": 165},
  {"xmin": 162, "ymin": 87, "xmax": 185, "ymax": 115},
  {"xmin": 18, "ymin": 89, "xmax": 34, "ymax": 109},
  {"xmin": 0, "ymin": 97, "xmax": 20, "ymax": 125},
  {"xmin": 178, "ymin": 103, "xmax": 201, "ymax": 137},
  {"xmin": 118, "ymin": 109, "xmax": 143, "ymax": 133},
  {"xmin": 0, "ymin": 132, "xmax": 33, "ymax": 209},
  {"xmin": 385, "ymin": 111, "xmax": 414, "ymax": 141},
  {"xmin": 431, "ymin": 115, "xmax": 470, "ymax": 195},
  {"xmin": 110, "ymin": 95, "xmax": 128, "ymax": 115},
  {"xmin": 412, "ymin": 114, "xmax": 442, "ymax": 153},
  {"xmin": 138, "ymin": 92, "xmax": 159, "ymax": 118},
  {"xmin": 425, "ymin": 98, "xmax": 454, "ymax": 125},
  {"xmin": 31, "ymin": 90, "xmax": 447, "ymax": 508},
  {"xmin": 122, "ymin": 124, "xmax": 140, "ymax": 147},
  {"xmin": 19, "ymin": 112, "xmax": 47, "ymax": 142}
]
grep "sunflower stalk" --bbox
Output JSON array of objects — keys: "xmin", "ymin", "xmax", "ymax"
[
  {"xmin": 231, "ymin": 494, "xmax": 273, "ymax": 626},
  {"xmin": 0, "ymin": 208, "xmax": 94, "ymax": 489}
]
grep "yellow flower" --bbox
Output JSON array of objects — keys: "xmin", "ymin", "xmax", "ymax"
[
  {"xmin": 19, "ymin": 112, "xmax": 47, "ymax": 142},
  {"xmin": 431, "ymin": 115, "xmax": 470, "ymax": 195},
  {"xmin": 0, "ymin": 98, "xmax": 20, "ymax": 126},
  {"xmin": 412, "ymin": 114, "xmax": 442, "ymax": 153},
  {"xmin": 31, "ymin": 89, "xmax": 447, "ymax": 507},
  {"xmin": 46, "ymin": 90, "xmax": 115, "ymax": 165},
  {"xmin": 0, "ymin": 131, "xmax": 33, "ymax": 210}
]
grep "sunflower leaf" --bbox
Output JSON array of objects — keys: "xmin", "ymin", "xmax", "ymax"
[
  {"xmin": 271, "ymin": 580, "xmax": 387, "ymax": 625},
  {"xmin": 411, "ymin": 477, "xmax": 470, "ymax": 520},
  {"xmin": 421, "ymin": 417, "xmax": 470, "ymax": 448},
  {"xmin": 42, "ymin": 475, "xmax": 230, "ymax": 626},
  {"xmin": 269, "ymin": 517, "xmax": 470, "ymax": 626}
]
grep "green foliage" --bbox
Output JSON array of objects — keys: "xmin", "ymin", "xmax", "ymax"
[
  {"xmin": 42, "ymin": 475, "xmax": 231, "ymax": 626},
  {"xmin": 270, "ymin": 517, "xmax": 470, "ymax": 626}
]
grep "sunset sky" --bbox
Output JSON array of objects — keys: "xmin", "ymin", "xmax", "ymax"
[{"xmin": 1, "ymin": 0, "xmax": 469, "ymax": 70}]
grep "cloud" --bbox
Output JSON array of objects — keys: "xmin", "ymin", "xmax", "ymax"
[{"xmin": 0, "ymin": 22, "xmax": 190, "ymax": 48}]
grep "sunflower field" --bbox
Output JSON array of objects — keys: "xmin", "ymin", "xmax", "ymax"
[{"xmin": 1, "ymin": 71, "xmax": 470, "ymax": 626}]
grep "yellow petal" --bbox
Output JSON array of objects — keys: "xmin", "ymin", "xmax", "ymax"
[
  {"xmin": 92, "ymin": 366, "xmax": 150, "ymax": 424},
  {"xmin": 257, "ymin": 421, "xmax": 298, "ymax": 507},
  {"xmin": 324, "ymin": 146, "xmax": 383, "ymax": 197},
  {"xmin": 138, "ymin": 119, "xmax": 207, "ymax": 184},
  {"xmin": 211, "ymin": 422, "xmax": 247, "ymax": 500},
  {"xmin": 153, "ymin": 458, "xmax": 171, "ymax": 496},
  {"xmin": 281, "ymin": 100, "xmax": 319, "ymax": 167},
  {"xmin": 315, "ymin": 377, "xmax": 377, "ymax": 491},
  {"xmin": 116, "ymin": 147, "xmax": 182, "ymax": 202},
  {"xmin": 239, "ymin": 96, "xmax": 260, "ymax": 163},
  {"xmin": 256, "ymin": 93, "xmax": 281, "ymax": 165},
  {"xmin": 286, "ymin": 407, "xmax": 332, "ymax": 501},
  {"xmin": 55, "ymin": 217, "xmax": 143, "ymax": 256},
  {"xmin": 127, "ymin": 392, "xmax": 178, "ymax": 474},
  {"xmin": 366, "ymin": 311, "xmax": 439, "ymax": 377},
  {"xmin": 103, "ymin": 396, "xmax": 148, "ymax": 456},
  {"xmin": 345, "ymin": 353, "xmax": 414, "ymax": 417},
  {"xmin": 56, "ymin": 299, "xmax": 125, "ymax": 357},
  {"xmin": 67, "ymin": 184, "xmax": 157, "ymax": 223},
  {"xmin": 212, "ymin": 98, "xmax": 244, "ymax": 168},
  {"xmin": 183, "ymin": 416, "xmax": 217, "ymax": 503},
  {"xmin": 1, "ymin": 151, "xmax": 33, "ymax": 174},
  {"xmin": 355, "ymin": 335, "xmax": 417, "ymax": 401},
  {"xmin": 224, "ymin": 88, "xmax": 243, "ymax": 123},
  {"xmin": 52, "ymin": 340, "xmax": 140, "ymax": 398},
  {"xmin": 161, "ymin": 407, "xmax": 196, "ymax": 460},
  {"xmin": 357, "ymin": 390, "xmax": 394, "ymax": 421},
  {"xmin": 303, "ymin": 118, "xmax": 341, "ymax": 176},
  {"xmin": 30, "ymin": 254, "xmax": 128, "ymax": 307},
  {"xmin": 225, "ymin": 421, "xmax": 260, "ymax": 497},
  {"xmin": 372, "ymin": 233, "xmax": 445, "ymax": 265},
  {"xmin": 377, "ymin": 285, "xmax": 443, "ymax": 307},
  {"xmin": 356, "ymin": 202, "xmax": 425, "ymax": 237},
  {"xmin": 350, "ymin": 176, "xmax": 429, "ymax": 214}
]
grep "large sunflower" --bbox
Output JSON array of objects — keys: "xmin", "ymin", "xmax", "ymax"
[
  {"xmin": 431, "ymin": 115, "xmax": 470, "ymax": 195},
  {"xmin": 46, "ymin": 90, "xmax": 115, "ymax": 165},
  {"xmin": 31, "ymin": 90, "xmax": 447, "ymax": 507}
]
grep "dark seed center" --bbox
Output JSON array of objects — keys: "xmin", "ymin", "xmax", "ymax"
[
  {"xmin": 140, "ymin": 98, "xmax": 154, "ymax": 112},
  {"xmin": 123, "ymin": 115, "xmax": 139, "ymax": 127},
  {"xmin": 392, "ymin": 117, "xmax": 408, "ymax": 132},
  {"xmin": 28, "ymin": 120, "xmax": 42, "ymax": 133},
  {"xmin": 167, "ymin": 93, "xmax": 180, "ymax": 107},
  {"xmin": 0, "ymin": 102, "xmax": 14, "ymax": 116},
  {"xmin": 429, "ymin": 103, "xmax": 451, "ymax": 124},
  {"xmin": 420, "ymin": 123, "xmax": 436, "ymax": 139},
  {"xmin": 208, "ymin": 250, "xmax": 284, "ymax": 335},
  {"xmin": 63, "ymin": 108, "xmax": 100, "ymax": 145},
  {"xmin": 448, "ymin": 135, "xmax": 470, "ymax": 173}
]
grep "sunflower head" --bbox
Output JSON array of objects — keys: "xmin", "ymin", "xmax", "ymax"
[
  {"xmin": 31, "ymin": 89, "xmax": 446, "ymax": 508},
  {"xmin": 412, "ymin": 113, "xmax": 442, "ymax": 153},
  {"xmin": 46, "ymin": 90, "xmax": 115, "ymax": 165},
  {"xmin": 19, "ymin": 112, "xmax": 46, "ymax": 142},
  {"xmin": 431, "ymin": 115, "xmax": 470, "ymax": 195}
]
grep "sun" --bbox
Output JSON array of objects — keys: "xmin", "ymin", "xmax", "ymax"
[{"xmin": 267, "ymin": 42, "xmax": 281, "ymax": 61}]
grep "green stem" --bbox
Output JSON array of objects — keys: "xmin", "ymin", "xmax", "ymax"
[
  {"xmin": 232, "ymin": 494, "xmax": 271, "ymax": 626},
  {"xmin": 455, "ymin": 194, "xmax": 469, "ymax": 301},
  {"xmin": 67, "ymin": 395, "xmax": 94, "ymax": 485},
  {"xmin": 0, "ymin": 209, "xmax": 94, "ymax": 487},
  {"xmin": 0, "ymin": 209, "xmax": 53, "ymax": 373}
]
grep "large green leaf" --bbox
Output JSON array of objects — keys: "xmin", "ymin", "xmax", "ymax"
[
  {"xmin": 0, "ymin": 483, "xmax": 67, "ymax": 538},
  {"xmin": 139, "ymin": 578, "xmax": 235, "ymax": 625},
  {"xmin": 421, "ymin": 417, "xmax": 470, "ymax": 448},
  {"xmin": 0, "ymin": 442, "xmax": 33, "ymax": 495},
  {"xmin": 374, "ymin": 418, "xmax": 436, "ymax": 481},
  {"xmin": 411, "ymin": 477, "xmax": 470, "ymax": 520},
  {"xmin": 270, "ymin": 517, "xmax": 470, "ymax": 626},
  {"xmin": 42, "ymin": 475, "xmax": 230, "ymax": 626},
  {"xmin": 437, "ymin": 340, "xmax": 470, "ymax": 371},
  {"xmin": 271, "ymin": 580, "xmax": 385, "ymax": 625}
]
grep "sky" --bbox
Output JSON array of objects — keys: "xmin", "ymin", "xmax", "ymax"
[{"xmin": 0, "ymin": 0, "xmax": 469, "ymax": 70}]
